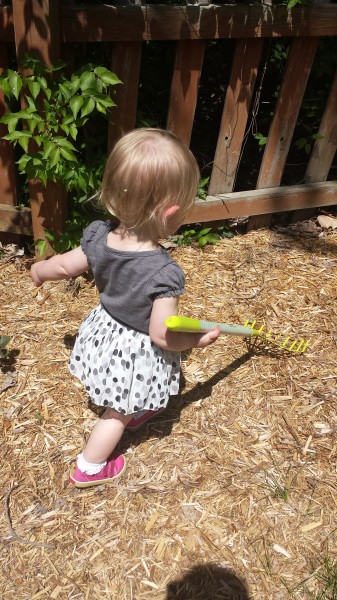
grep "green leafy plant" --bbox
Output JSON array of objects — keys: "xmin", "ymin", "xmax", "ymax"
[
  {"xmin": 37, "ymin": 206, "xmax": 106, "ymax": 255},
  {"xmin": 197, "ymin": 176, "xmax": 210, "ymax": 200},
  {"xmin": 173, "ymin": 223, "xmax": 234, "ymax": 248},
  {"xmin": 253, "ymin": 132, "xmax": 268, "ymax": 147},
  {"xmin": 0, "ymin": 54, "xmax": 120, "ymax": 196},
  {"xmin": 295, "ymin": 131, "xmax": 324, "ymax": 155},
  {"xmin": 0, "ymin": 336, "xmax": 11, "ymax": 359}
]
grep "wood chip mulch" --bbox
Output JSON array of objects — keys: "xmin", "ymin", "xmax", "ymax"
[{"xmin": 1, "ymin": 227, "xmax": 336, "ymax": 600}]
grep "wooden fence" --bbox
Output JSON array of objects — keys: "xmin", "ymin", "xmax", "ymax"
[{"xmin": 0, "ymin": 1, "xmax": 337, "ymax": 247}]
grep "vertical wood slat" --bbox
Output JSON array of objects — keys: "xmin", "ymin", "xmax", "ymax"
[
  {"xmin": 248, "ymin": 36, "xmax": 319, "ymax": 230},
  {"xmin": 12, "ymin": 0, "xmax": 60, "ymax": 67},
  {"xmin": 208, "ymin": 38, "xmax": 264, "ymax": 196},
  {"xmin": 166, "ymin": 39, "xmax": 205, "ymax": 146},
  {"xmin": 108, "ymin": 41, "xmax": 142, "ymax": 151},
  {"xmin": 0, "ymin": 42, "xmax": 17, "ymax": 207},
  {"xmin": 290, "ymin": 64, "xmax": 337, "ymax": 222},
  {"xmin": 12, "ymin": 0, "xmax": 65, "ymax": 257},
  {"xmin": 305, "ymin": 65, "xmax": 337, "ymax": 183}
]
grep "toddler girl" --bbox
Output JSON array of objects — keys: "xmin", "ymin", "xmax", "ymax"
[{"xmin": 31, "ymin": 128, "xmax": 219, "ymax": 488}]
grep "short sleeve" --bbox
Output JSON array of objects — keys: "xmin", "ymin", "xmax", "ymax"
[
  {"xmin": 80, "ymin": 221, "xmax": 107, "ymax": 270},
  {"xmin": 147, "ymin": 261, "xmax": 185, "ymax": 300}
]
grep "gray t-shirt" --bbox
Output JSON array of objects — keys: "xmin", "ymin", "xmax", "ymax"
[{"xmin": 81, "ymin": 221, "xmax": 185, "ymax": 334}]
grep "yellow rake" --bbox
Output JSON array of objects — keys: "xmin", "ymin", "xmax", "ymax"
[
  {"xmin": 243, "ymin": 320, "xmax": 310, "ymax": 353},
  {"xmin": 165, "ymin": 316, "xmax": 310, "ymax": 354}
]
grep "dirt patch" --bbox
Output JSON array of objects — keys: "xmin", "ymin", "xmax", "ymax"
[{"xmin": 1, "ymin": 228, "xmax": 337, "ymax": 599}]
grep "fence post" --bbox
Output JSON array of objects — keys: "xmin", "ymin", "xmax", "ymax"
[
  {"xmin": 12, "ymin": 0, "xmax": 66, "ymax": 258},
  {"xmin": 0, "ymin": 45, "xmax": 17, "ymax": 204}
]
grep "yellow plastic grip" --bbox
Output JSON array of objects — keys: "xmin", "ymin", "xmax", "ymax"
[
  {"xmin": 165, "ymin": 315, "xmax": 202, "ymax": 333},
  {"xmin": 165, "ymin": 315, "xmax": 256, "ymax": 337}
]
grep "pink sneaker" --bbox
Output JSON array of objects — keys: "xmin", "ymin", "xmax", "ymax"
[
  {"xmin": 69, "ymin": 453, "xmax": 127, "ymax": 488},
  {"xmin": 126, "ymin": 408, "xmax": 165, "ymax": 431}
]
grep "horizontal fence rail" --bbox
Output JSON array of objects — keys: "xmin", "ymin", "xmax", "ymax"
[{"xmin": 0, "ymin": 2, "xmax": 336, "ymax": 244}]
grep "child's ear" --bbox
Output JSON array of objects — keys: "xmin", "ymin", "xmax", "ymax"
[{"xmin": 164, "ymin": 205, "xmax": 180, "ymax": 220}]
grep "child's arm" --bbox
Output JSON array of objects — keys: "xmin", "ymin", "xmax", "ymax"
[
  {"xmin": 31, "ymin": 246, "xmax": 89, "ymax": 287},
  {"xmin": 149, "ymin": 296, "xmax": 220, "ymax": 351}
]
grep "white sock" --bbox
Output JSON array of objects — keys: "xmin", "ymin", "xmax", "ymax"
[{"xmin": 77, "ymin": 452, "xmax": 107, "ymax": 475}]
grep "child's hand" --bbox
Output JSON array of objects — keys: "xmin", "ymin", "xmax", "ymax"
[
  {"xmin": 30, "ymin": 262, "xmax": 43, "ymax": 287},
  {"xmin": 195, "ymin": 326, "xmax": 220, "ymax": 348}
]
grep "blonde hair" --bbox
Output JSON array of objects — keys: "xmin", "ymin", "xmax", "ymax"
[{"xmin": 100, "ymin": 128, "xmax": 200, "ymax": 238}]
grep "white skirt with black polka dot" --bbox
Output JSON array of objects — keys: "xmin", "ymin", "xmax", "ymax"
[{"xmin": 69, "ymin": 304, "xmax": 180, "ymax": 415}]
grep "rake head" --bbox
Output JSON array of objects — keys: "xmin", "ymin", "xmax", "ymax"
[{"xmin": 244, "ymin": 320, "xmax": 310, "ymax": 353}]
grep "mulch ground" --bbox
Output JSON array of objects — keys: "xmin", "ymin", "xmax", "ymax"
[{"xmin": 1, "ymin": 224, "xmax": 337, "ymax": 600}]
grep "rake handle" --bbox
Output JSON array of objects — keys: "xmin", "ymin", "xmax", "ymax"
[{"xmin": 165, "ymin": 316, "xmax": 259, "ymax": 337}]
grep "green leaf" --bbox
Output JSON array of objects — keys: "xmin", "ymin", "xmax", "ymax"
[
  {"xmin": 197, "ymin": 228, "xmax": 212, "ymax": 237},
  {"xmin": 7, "ymin": 117, "xmax": 18, "ymax": 133},
  {"xmin": 79, "ymin": 71, "xmax": 97, "ymax": 91},
  {"xmin": 24, "ymin": 95, "xmax": 38, "ymax": 111},
  {"xmin": 96, "ymin": 96, "xmax": 115, "ymax": 109},
  {"xmin": 198, "ymin": 236, "xmax": 208, "ymax": 247},
  {"xmin": 3, "ymin": 130, "xmax": 31, "ymax": 142},
  {"xmin": 0, "ymin": 77, "xmax": 10, "ymax": 97},
  {"xmin": 36, "ymin": 76, "xmax": 48, "ymax": 91},
  {"xmin": 46, "ymin": 59, "xmax": 67, "ymax": 73},
  {"xmin": 295, "ymin": 137, "xmax": 307, "ymax": 148},
  {"xmin": 69, "ymin": 124, "xmax": 78, "ymax": 140},
  {"xmin": 80, "ymin": 97, "xmax": 96, "ymax": 118},
  {"xmin": 69, "ymin": 95, "xmax": 84, "ymax": 120},
  {"xmin": 94, "ymin": 67, "xmax": 122, "ymax": 86},
  {"xmin": 42, "ymin": 140, "xmax": 57, "ymax": 160},
  {"xmin": 0, "ymin": 336, "xmax": 10, "ymax": 349},
  {"xmin": 60, "ymin": 123, "xmax": 70, "ymax": 136},
  {"xmin": 69, "ymin": 76, "xmax": 81, "ymax": 95},
  {"xmin": 16, "ymin": 154, "xmax": 31, "ymax": 170},
  {"xmin": 95, "ymin": 101, "xmax": 107, "ymax": 114},
  {"xmin": 35, "ymin": 239, "xmax": 47, "ymax": 257},
  {"xmin": 59, "ymin": 82, "xmax": 73, "ymax": 101},
  {"xmin": 8, "ymin": 71, "xmax": 23, "ymax": 100},
  {"xmin": 38, "ymin": 171, "xmax": 48, "ymax": 186},
  {"xmin": 59, "ymin": 147, "xmax": 77, "ymax": 162},
  {"xmin": 62, "ymin": 113, "xmax": 75, "ymax": 126},
  {"xmin": 49, "ymin": 147, "xmax": 61, "ymax": 168},
  {"xmin": 81, "ymin": 87, "xmax": 102, "ymax": 99},
  {"xmin": 44, "ymin": 230, "xmax": 55, "ymax": 241},
  {"xmin": 27, "ymin": 80, "xmax": 41, "ymax": 99},
  {"xmin": 18, "ymin": 136, "xmax": 30, "ymax": 152},
  {"xmin": 53, "ymin": 137, "xmax": 77, "ymax": 152}
]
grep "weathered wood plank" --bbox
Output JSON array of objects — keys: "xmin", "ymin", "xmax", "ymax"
[
  {"xmin": 12, "ymin": 0, "xmax": 66, "ymax": 257},
  {"xmin": 183, "ymin": 181, "xmax": 337, "ymax": 223},
  {"xmin": 209, "ymin": 38, "xmax": 263, "ymax": 195},
  {"xmin": 305, "ymin": 65, "xmax": 337, "ymax": 183},
  {"xmin": 109, "ymin": 41, "xmax": 142, "ymax": 149},
  {"xmin": 2, "ymin": 181, "xmax": 336, "ymax": 235},
  {"xmin": 0, "ymin": 203, "xmax": 32, "ymax": 235},
  {"xmin": 291, "ymin": 64, "xmax": 337, "ymax": 222},
  {"xmin": 0, "ymin": 42, "xmax": 17, "ymax": 207},
  {"xmin": 12, "ymin": 0, "xmax": 60, "ymax": 67},
  {"xmin": 59, "ymin": 5, "xmax": 337, "ymax": 42},
  {"xmin": 248, "ymin": 36, "xmax": 318, "ymax": 229},
  {"xmin": 0, "ymin": 6, "xmax": 14, "ymax": 42},
  {"xmin": 167, "ymin": 40, "xmax": 205, "ymax": 146}
]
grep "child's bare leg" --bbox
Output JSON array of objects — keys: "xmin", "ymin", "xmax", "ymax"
[{"xmin": 83, "ymin": 408, "xmax": 133, "ymax": 464}]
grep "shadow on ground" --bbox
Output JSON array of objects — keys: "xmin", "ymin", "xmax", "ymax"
[{"xmin": 166, "ymin": 562, "xmax": 251, "ymax": 600}]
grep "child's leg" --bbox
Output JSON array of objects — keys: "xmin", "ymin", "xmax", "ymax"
[
  {"xmin": 83, "ymin": 408, "xmax": 132, "ymax": 464},
  {"xmin": 69, "ymin": 408, "xmax": 132, "ymax": 488}
]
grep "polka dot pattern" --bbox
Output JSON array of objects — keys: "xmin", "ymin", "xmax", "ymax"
[{"xmin": 69, "ymin": 305, "xmax": 180, "ymax": 415}]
